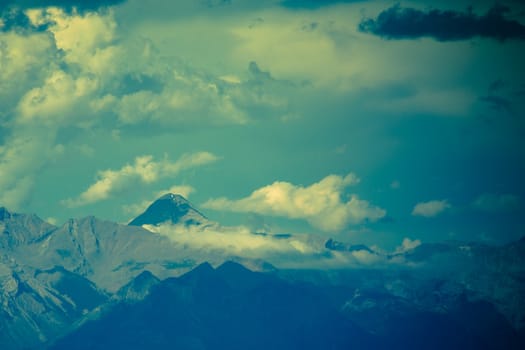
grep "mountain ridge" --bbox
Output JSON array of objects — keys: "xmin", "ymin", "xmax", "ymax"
[{"xmin": 1, "ymin": 198, "xmax": 525, "ymax": 349}]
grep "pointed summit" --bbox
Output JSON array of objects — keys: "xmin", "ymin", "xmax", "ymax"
[{"xmin": 128, "ymin": 193, "xmax": 208, "ymax": 227}]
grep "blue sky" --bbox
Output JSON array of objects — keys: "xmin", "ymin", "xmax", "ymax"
[{"xmin": 1, "ymin": 0, "xmax": 524, "ymax": 248}]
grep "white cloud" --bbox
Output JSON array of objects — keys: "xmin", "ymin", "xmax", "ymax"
[
  {"xmin": 17, "ymin": 70, "xmax": 99, "ymax": 124},
  {"xmin": 122, "ymin": 220, "xmax": 421, "ymax": 269},
  {"xmin": 203, "ymin": 173, "xmax": 386, "ymax": 231},
  {"xmin": 142, "ymin": 222, "xmax": 391, "ymax": 268},
  {"xmin": 394, "ymin": 238, "xmax": 422, "ymax": 254},
  {"xmin": 64, "ymin": 152, "xmax": 218, "ymax": 207},
  {"xmin": 350, "ymin": 249, "xmax": 383, "ymax": 265},
  {"xmin": 1, "ymin": 7, "xmax": 295, "ymax": 209},
  {"xmin": 0, "ymin": 132, "xmax": 58, "ymax": 210},
  {"xmin": 30, "ymin": 7, "xmax": 119, "ymax": 74},
  {"xmin": 157, "ymin": 185, "xmax": 195, "ymax": 199},
  {"xmin": 0, "ymin": 31, "xmax": 56, "ymax": 114},
  {"xmin": 412, "ymin": 200, "xmax": 450, "ymax": 217},
  {"xmin": 145, "ymin": 223, "xmax": 316, "ymax": 258},
  {"xmin": 390, "ymin": 180, "xmax": 400, "ymax": 189}
]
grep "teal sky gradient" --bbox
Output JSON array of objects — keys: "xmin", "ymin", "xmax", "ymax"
[{"xmin": 1, "ymin": 0, "xmax": 524, "ymax": 249}]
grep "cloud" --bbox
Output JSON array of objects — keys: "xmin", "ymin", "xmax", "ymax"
[
  {"xmin": 146, "ymin": 223, "xmax": 317, "ymax": 259},
  {"xmin": 390, "ymin": 180, "xmax": 400, "ymax": 189},
  {"xmin": 394, "ymin": 237, "xmax": 422, "ymax": 254},
  {"xmin": 145, "ymin": 223, "xmax": 425, "ymax": 269},
  {"xmin": 472, "ymin": 193, "xmax": 521, "ymax": 212},
  {"xmin": 143, "ymin": 222, "xmax": 407, "ymax": 269},
  {"xmin": 0, "ymin": 0, "xmax": 123, "ymax": 13},
  {"xmin": 280, "ymin": 0, "xmax": 362, "ymax": 10},
  {"xmin": 411, "ymin": 200, "xmax": 450, "ymax": 217},
  {"xmin": 0, "ymin": 2, "xmax": 123, "ymax": 35},
  {"xmin": 203, "ymin": 173, "xmax": 386, "ymax": 231},
  {"xmin": 0, "ymin": 131, "xmax": 58, "ymax": 210},
  {"xmin": 1, "ymin": 7, "xmax": 291, "ymax": 209},
  {"xmin": 64, "ymin": 152, "xmax": 218, "ymax": 207},
  {"xmin": 359, "ymin": 4, "xmax": 525, "ymax": 42}
]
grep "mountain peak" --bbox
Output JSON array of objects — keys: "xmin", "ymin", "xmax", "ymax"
[
  {"xmin": 157, "ymin": 193, "xmax": 189, "ymax": 203},
  {"xmin": 128, "ymin": 193, "xmax": 208, "ymax": 227}
]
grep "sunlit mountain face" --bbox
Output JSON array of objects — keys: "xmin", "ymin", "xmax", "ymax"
[{"xmin": 1, "ymin": 0, "xmax": 524, "ymax": 348}]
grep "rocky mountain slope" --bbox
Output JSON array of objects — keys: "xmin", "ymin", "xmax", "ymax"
[
  {"xmin": 1, "ymin": 194, "xmax": 524, "ymax": 349},
  {"xmin": 51, "ymin": 261, "xmax": 523, "ymax": 350}
]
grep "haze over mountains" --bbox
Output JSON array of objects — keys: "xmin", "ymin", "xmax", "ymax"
[{"xmin": 1, "ymin": 194, "xmax": 524, "ymax": 349}]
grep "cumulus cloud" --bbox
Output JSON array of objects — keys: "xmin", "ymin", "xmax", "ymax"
[
  {"xmin": 203, "ymin": 173, "xmax": 386, "ymax": 231},
  {"xmin": 411, "ymin": 200, "xmax": 450, "ymax": 217},
  {"xmin": 0, "ymin": 5, "xmax": 297, "ymax": 209},
  {"xmin": 359, "ymin": 4, "xmax": 525, "ymax": 42},
  {"xmin": 472, "ymin": 193, "xmax": 521, "ymax": 212},
  {"xmin": 64, "ymin": 152, "xmax": 217, "ymax": 207}
]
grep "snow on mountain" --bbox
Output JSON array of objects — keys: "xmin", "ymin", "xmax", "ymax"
[
  {"xmin": 1, "ymin": 194, "xmax": 231, "ymax": 293},
  {"xmin": 128, "ymin": 193, "xmax": 211, "ymax": 227}
]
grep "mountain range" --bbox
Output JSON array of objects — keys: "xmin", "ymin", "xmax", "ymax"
[{"xmin": 1, "ymin": 194, "xmax": 524, "ymax": 349}]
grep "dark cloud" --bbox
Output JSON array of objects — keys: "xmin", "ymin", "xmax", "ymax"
[
  {"xmin": 0, "ymin": 0, "xmax": 124, "ymax": 12},
  {"xmin": 479, "ymin": 79, "xmax": 515, "ymax": 113},
  {"xmin": 359, "ymin": 4, "xmax": 525, "ymax": 41},
  {"xmin": 479, "ymin": 94, "xmax": 512, "ymax": 112},
  {"xmin": 0, "ymin": 6, "xmax": 50, "ymax": 32},
  {"xmin": 0, "ymin": 0, "xmax": 123, "ymax": 32},
  {"xmin": 281, "ymin": 0, "xmax": 364, "ymax": 10}
]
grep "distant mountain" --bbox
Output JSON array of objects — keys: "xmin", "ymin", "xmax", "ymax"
[
  {"xmin": 3, "ymin": 215, "xmax": 197, "ymax": 292},
  {"xmin": 128, "ymin": 193, "xmax": 210, "ymax": 227},
  {"xmin": 50, "ymin": 261, "xmax": 524, "ymax": 350},
  {"xmin": 1, "ymin": 202, "xmax": 525, "ymax": 349},
  {"xmin": 117, "ymin": 270, "xmax": 160, "ymax": 302},
  {"xmin": 50, "ymin": 261, "xmax": 379, "ymax": 350},
  {"xmin": 0, "ymin": 257, "xmax": 107, "ymax": 350},
  {"xmin": 0, "ymin": 207, "xmax": 55, "ymax": 248}
]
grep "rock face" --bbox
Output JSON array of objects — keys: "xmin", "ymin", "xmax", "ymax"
[
  {"xmin": 0, "ymin": 257, "xmax": 107, "ymax": 350},
  {"xmin": 0, "ymin": 207, "xmax": 55, "ymax": 249},
  {"xmin": 0, "ymin": 197, "xmax": 206, "ymax": 349},
  {"xmin": 128, "ymin": 193, "xmax": 209, "ymax": 227},
  {"xmin": 117, "ymin": 270, "xmax": 160, "ymax": 302}
]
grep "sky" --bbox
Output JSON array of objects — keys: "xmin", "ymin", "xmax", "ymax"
[{"xmin": 1, "ymin": 0, "xmax": 524, "ymax": 249}]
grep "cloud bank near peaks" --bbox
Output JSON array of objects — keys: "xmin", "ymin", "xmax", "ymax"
[
  {"xmin": 145, "ymin": 221, "xmax": 420, "ymax": 268},
  {"xmin": 64, "ymin": 152, "xmax": 218, "ymax": 207},
  {"xmin": 203, "ymin": 173, "xmax": 386, "ymax": 232}
]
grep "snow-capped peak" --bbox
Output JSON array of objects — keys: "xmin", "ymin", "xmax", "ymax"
[{"xmin": 128, "ymin": 193, "xmax": 208, "ymax": 227}]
